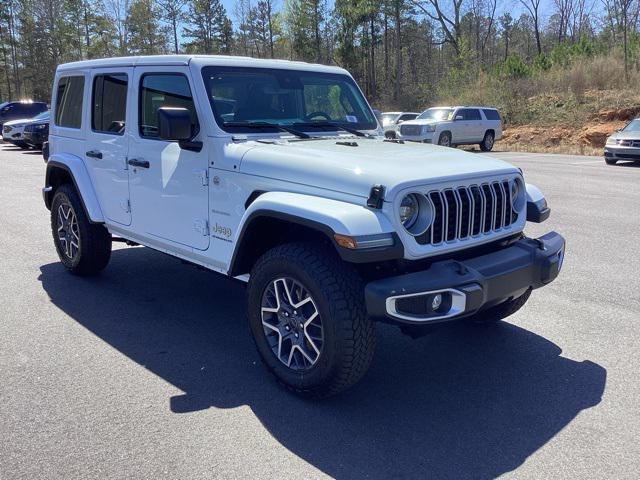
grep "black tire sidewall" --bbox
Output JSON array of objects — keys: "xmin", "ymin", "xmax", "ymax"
[
  {"xmin": 481, "ymin": 131, "xmax": 495, "ymax": 151},
  {"xmin": 247, "ymin": 251, "xmax": 352, "ymax": 392},
  {"xmin": 51, "ymin": 186, "xmax": 85, "ymax": 271}
]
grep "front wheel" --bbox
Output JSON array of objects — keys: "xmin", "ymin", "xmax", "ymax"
[
  {"xmin": 605, "ymin": 157, "xmax": 617, "ymax": 165},
  {"xmin": 247, "ymin": 243, "xmax": 375, "ymax": 397},
  {"xmin": 480, "ymin": 131, "xmax": 495, "ymax": 151},
  {"xmin": 438, "ymin": 132, "xmax": 452, "ymax": 148},
  {"xmin": 51, "ymin": 184, "xmax": 112, "ymax": 275}
]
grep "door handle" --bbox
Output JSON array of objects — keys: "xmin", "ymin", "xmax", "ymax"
[
  {"xmin": 128, "ymin": 158, "xmax": 150, "ymax": 169},
  {"xmin": 86, "ymin": 150, "xmax": 102, "ymax": 159}
]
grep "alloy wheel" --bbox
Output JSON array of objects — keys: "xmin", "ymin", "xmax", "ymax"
[
  {"xmin": 57, "ymin": 203, "xmax": 80, "ymax": 260},
  {"xmin": 260, "ymin": 277, "xmax": 324, "ymax": 371}
]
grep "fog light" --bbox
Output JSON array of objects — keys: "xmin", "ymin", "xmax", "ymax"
[{"xmin": 431, "ymin": 293, "xmax": 442, "ymax": 311}]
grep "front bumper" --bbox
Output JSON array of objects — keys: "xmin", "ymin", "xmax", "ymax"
[
  {"xmin": 365, "ymin": 232, "xmax": 565, "ymax": 325},
  {"xmin": 24, "ymin": 131, "xmax": 47, "ymax": 147},
  {"xmin": 604, "ymin": 146, "xmax": 640, "ymax": 161}
]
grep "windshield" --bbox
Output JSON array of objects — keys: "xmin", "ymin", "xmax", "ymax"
[
  {"xmin": 623, "ymin": 119, "xmax": 640, "ymax": 132},
  {"xmin": 201, "ymin": 66, "xmax": 377, "ymax": 134},
  {"xmin": 381, "ymin": 113, "xmax": 399, "ymax": 127},
  {"xmin": 33, "ymin": 111, "xmax": 50, "ymax": 121},
  {"xmin": 418, "ymin": 108, "xmax": 454, "ymax": 121}
]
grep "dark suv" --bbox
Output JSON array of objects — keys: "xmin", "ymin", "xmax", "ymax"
[{"xmin": 0, "ymin": 101, "xmax": 48, "ymax": 129}]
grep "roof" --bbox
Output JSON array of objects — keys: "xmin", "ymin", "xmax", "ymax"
[
  {"xmin": 56, "ymin": 54, "xmax": 349, "ymax": 75},
  {"xmin": 382, "ymin": 111, "xmax": 420, "ymax": 115},
  {"xmin": 425, "ymin": 106, "xmax": 498, "ymax": 110}
]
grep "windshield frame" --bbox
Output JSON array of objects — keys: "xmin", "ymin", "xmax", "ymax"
[{"xmin": 201, "ymin": 66, "xmax": 378, "ymax": 135}]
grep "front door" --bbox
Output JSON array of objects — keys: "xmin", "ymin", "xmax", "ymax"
[
  {"xmin": 127, "ymin": 67, "xmax": 210, "ymax": 251},
  {"xmin": 85, "ymin": 68, "xmax": 132, "ymax": 226}
]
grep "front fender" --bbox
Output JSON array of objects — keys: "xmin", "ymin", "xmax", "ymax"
[
  {"xmin": 241, "ymin": 191, "xmax": 395, "ymax": 237},
  {"xmin": 228, "ymin": 192, "xmax": 401, "ymax": 275},
  {"xmin": 45, "ymin": 154, "xmax": 104, "ymax": 223}
]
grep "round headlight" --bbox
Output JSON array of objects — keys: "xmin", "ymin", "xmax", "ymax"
[
  {"xmin": 511, "ymin": 178, "xmax": 526, "ymax": 212},
  {"xmin": 400, "ymin": 194, "xmax": 419, "ymax": 229},
  {"xmin": 399, "ymin": 193, "xmax": 434, "ymax": 236}
]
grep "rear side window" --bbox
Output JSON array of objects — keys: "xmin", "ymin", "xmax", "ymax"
[
  {"xmin": 483, "ymin": 109, "xmax": 501, "ymax": 121},
  {"xmin": 92, "ymin": 73, "xmax": 128, "ymax": 134},
  {"xmin": 139, "ymin": 74, "xmax": 199, "ymax": 139},
  {"xmin": 458, "ymin": 108, "xmax": 481, "ymax": 121},
  {"xmin": 55, "ymin": 76, "xmax": 85, "ymax": 129}
]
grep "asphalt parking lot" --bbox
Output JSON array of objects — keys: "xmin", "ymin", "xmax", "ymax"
[{"xmin": 1, "ymin": 143, "xmax": 638, "ymax": 479}]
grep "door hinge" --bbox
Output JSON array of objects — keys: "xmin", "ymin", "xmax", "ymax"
[
  {"xmin": 194, "ymin": 169, "xmax": 208, "ymax": 186},
  {"xmin": 194, "ymin": 219, "xmax": 209, "ymax": 236},
  {"xmin": 121, "ymin": 199, "xmax": 131, "ymax": 213}
]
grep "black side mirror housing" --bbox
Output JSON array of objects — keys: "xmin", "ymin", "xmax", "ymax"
[{"xmin": 158, "ymin": 107, "xmax": 192, "ymax": 141}]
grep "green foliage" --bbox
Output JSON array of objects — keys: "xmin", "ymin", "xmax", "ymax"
[{"xmin": 498, "ymin": 54, "xmax": 531, "ymax": 79}]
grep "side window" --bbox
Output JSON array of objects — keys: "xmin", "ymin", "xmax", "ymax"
[
  {"xmin": 400, "ymin": 114, "xmax": 417, "ymax": 121},
  {"xmin": 92, "ymin": 73, "xmax": 128, "ymax": 134},
  {"xmin": 483, "ymin": 109, "xmax": 501, "ymax": 121},
  {"xmin": 463, "ymin": 109, "xmax": 481, "ymax": 120},
  {"xmin": 55, "ymin": 76, "xmax": 85, "ymax": 129},
  {"xmin": 139, "ymin": 74, "xmax": 199, "ymax": 139}
]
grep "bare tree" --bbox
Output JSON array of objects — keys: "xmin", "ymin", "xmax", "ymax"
[
  {"xmin": 158, "ymin": 0, "xmax": 187, "ymax": 54},
  {"xmin": 519, "ymin": 0, "xmax": 542, "ymax": 54},
  {"xmin": 411, "ymin": 0, "xmax": 464, "ymax": 55}
]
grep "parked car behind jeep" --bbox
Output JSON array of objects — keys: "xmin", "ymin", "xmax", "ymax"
[
  {"xmin": 398, "ymin": 106, "xmax": 502, "ymax": 151},
  {"xmin": 43, "ymin": 55, "xmax": 563, "ymax": 398},
  {"xmin": 380, "ymin": 111, "xmax": 419, "ymax": 138},
  {"xmin": 0, "ymin": 100, "xmax": 48, "ymax": 130},
  {"xmin": 604, "ymin": 118, "xmax": 640, "ymax": 165}
]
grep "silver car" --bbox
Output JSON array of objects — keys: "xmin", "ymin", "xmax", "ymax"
[{"xmin": 604, "ymin": 118, "xmax": 640, "ymax": 165}]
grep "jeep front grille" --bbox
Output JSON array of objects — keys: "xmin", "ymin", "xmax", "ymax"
[
  {"xmin": 400, "ymin": 125, "xmax": 422, "ymax": 136},
  {"xmin": 416, "ymin": 181, "xmax": 518, "ymax": 245}
]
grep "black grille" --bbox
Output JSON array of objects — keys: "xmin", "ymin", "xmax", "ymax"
[{"xmin": 400, "ymin": 124, "xmax": 422, "ymax": 136}]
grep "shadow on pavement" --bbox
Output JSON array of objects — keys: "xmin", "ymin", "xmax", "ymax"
[{"xmin": 39, "ymin": 247, "xmax": 606, "ymax": 479}]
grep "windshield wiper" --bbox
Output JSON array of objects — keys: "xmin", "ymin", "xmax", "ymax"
[
  {"xmin": 294, "ymin": 121, "xmax": 373, "ymax": 138},
  {"xmin": 223, "ymin": 121, "xmax": 311, "ymax": 139}
]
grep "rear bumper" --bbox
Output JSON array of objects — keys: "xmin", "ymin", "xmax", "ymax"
[{"xmin": 365, "ymin": 232, "xmax": 565, "ymax": 325}]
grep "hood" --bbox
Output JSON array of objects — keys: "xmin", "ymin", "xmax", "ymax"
[
  {"xmin": 609, "ymin": 130, "xmax": 640, "ymax": 141},
  {"xmin": 236, "ymin": 137, "xmax": 519, "ymax": 199},
  {"xmin": 400, "ymin": 118, "xmax": 440, "ymax": 126},
  {"xmin": 4, "ymin": 118, "xmax": 32, "ymax": 127}
]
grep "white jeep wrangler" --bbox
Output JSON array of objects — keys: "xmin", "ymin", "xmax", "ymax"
[
  {"xmin": 43, "ymin": 55, "xmax": 564, "ymax": 397},
  {"xmin": 398, "ymin": 106, "xmax": 502, "ymax": 151}
]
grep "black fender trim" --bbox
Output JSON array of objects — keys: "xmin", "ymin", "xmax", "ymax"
[{"xmin": 228, "ymin": 210, "xmax": 404, "ymax": 276}]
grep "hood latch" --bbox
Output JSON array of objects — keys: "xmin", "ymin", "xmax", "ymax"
[{"xmin": 367, "ymin": 184, "xmax": 386, "ymax": 209}]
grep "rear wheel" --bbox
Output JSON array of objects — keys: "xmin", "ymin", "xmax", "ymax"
[
  {"xmin": 51, "ymin": 184, "xmax": 112, "ymax": 275},
  {"xmin": 247, "ymin": 242, "xmax": 375, "ymax": 397},
  {"xmin": 469, "ymin": 288, "xmax": 532, "ymax": 324},
  {"xmin": 480, "ymin": 131, "xmax": 495, "ymax": 151}
]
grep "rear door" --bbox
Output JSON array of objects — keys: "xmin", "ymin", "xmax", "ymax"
[
  {"xmin": 127, "ymin": 67, "xmax": 210, "ymax": 251},
  {"xmin": 465, "ymin": 108, "xmax": 484, "ymax": 140},
  {"xmin": 85, "ymin": 68, "xmax": 132, "ymax": 226}
]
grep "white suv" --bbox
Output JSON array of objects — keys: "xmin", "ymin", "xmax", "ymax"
[
  {"xmin": 398, "ymin": 106, "xmax": 502, "ymax": 151},
  {"xmin": 43, "ymin": 56, "xmax": 563, "ymax": 397}
]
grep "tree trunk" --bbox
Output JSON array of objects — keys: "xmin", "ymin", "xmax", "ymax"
[{"xmin": 394, "ymin": 1, "xmax": 401, "ymax": 102}]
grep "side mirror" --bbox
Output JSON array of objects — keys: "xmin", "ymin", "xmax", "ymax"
[
  {"xmin": 397, "ymin": 120, "xmax": 404, "ymax": 124},
  {"xmin": 158, "ymin": 107, "xmax": 192, "ymax": 141}
]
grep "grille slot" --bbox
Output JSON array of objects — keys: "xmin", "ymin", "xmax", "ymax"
[{"xmin": 416, "ymin": 180, "xmax": 518, "ymax": 246}]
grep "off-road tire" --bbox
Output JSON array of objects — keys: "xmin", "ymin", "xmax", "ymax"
[
  {"xmin": 605, "ymin": 157, "xmax": 617, "ymax": 165},
  {"xmin": 480, "ymin": 130, "xmax": 495, "ymax": 152},
  {"xmin": 438, "ymin": 131, "xmax": 452, "ymax": 147},
  {"xmin": 469, "ymin": 288, "xmax": 532, "ymax": 324},
  {"xmin": 247, "ymin": 242, "xmax": 376, "ymax": 398},
  {"xmin": 51, "ymin": 184, "xmax": 112, "ymax": 275}
]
